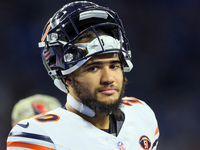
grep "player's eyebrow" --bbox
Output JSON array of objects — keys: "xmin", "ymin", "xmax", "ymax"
[{"xmin": 84, "ymin": 60, "xmax": 121, "ymax": 68}]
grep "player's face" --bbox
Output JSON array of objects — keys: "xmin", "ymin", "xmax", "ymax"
[{"xmin": 69, "ymin": 53, "xmax": 125, "ymax": 114}]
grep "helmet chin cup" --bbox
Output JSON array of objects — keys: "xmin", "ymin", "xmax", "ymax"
[{"xmin": 54, "ymin": 79, "xmax": 68, "ymax": 93}]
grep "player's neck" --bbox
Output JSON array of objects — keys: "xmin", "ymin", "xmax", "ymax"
[
  {"xmin": 65, "ymin": 103, "xmax": 110, "ymax": 129},
  {"xmin": 84, "ymin": 113, "xmax": 110, "ymax": 129}
]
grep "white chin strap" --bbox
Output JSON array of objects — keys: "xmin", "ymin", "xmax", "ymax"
[{"xmin": 67, "ymin": 93, "xmax": 95, "ymax": 117}]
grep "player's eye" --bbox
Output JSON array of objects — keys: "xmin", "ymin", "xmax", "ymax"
[
  {"xmin": 110, "ymin": 64, "xmax": 120, "ymax": 70},
  {"xmin": 88, "ymin": 66, "xmax": 99, "ymax": 72}
]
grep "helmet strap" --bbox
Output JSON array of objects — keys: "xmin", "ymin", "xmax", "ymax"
[{"xmin": 67, "ymin": 93, "xmax": 95, "ymax": 117}]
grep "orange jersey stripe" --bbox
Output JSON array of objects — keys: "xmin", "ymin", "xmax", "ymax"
[
  {"xmin": 122, "ymin": 97, "xmax": 144, "ymax": 106},
  {"xmin": 155, "ymin": 126, "xmax": 159, "ymax": 135},
  {"xmin": 7, "ymin": 141, "xmax": 55, "ymax": 150}
]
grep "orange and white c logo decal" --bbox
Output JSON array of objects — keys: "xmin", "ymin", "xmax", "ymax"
[{"xmin": 139, "ymin": 135, "xmax": 151, "ymax": 150}]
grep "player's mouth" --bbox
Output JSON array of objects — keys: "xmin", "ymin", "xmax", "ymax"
[{"xmin": 99, "ymin": 88, "xmax": 118, "ymax": 95}]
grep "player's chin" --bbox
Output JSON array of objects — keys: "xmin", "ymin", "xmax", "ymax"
[{"xmin": 98, "ymin": 93, "xmax": 120, "ymax": 104}]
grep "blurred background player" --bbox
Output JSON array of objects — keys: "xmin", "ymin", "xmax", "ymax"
[{"xmin": 11, "ymin": 94, "xmax": 62, "ymax": 127}]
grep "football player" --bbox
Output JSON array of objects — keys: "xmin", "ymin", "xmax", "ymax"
[{"xmin": 7, "ymin": 1, "xmax": 159, "ymax": 149}]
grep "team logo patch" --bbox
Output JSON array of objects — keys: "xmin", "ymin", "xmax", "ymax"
[
  {"xmin": 139, "ymin": 135, "xmax": 151, "ymax": 150},
  {"xmin": 117, "ymin": 142, "xmax": 125, "ymax": 150}
]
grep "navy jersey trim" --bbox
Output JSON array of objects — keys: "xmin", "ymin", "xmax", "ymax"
[
  {"xmin": 151, "ymin": 138, "xmax": 159, "ymax": 149},
  {"xmin": 9, "ymin": 132, "xmax": 54, "ymax": 143}
]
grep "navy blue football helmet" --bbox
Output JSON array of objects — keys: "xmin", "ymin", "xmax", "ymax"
[{"xmin": 38, "ymin": 1, "xmax": 133, "ymax": 93}]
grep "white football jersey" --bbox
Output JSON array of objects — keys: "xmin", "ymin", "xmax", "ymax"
[{"xmin": 7, "ymin": 97, "xmax": 159, "ymax": 150}]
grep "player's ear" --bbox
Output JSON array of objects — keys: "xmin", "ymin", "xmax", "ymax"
[
  {"xmin": 62, "ymin": 76, "xmax": 72, "ymax": 86},
  {"xmin": 123, "ymin": 76, "xmax": 128, "ymax": 83}
]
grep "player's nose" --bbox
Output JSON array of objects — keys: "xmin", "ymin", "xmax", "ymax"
[{"xmin": 100, "ymin": 67, "xmax": 115, "ymax": 85}]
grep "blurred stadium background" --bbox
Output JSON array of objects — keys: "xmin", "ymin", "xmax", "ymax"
[{"xmin": 0, "ymin": 0, "xmax": 199, "ymax": 149}]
